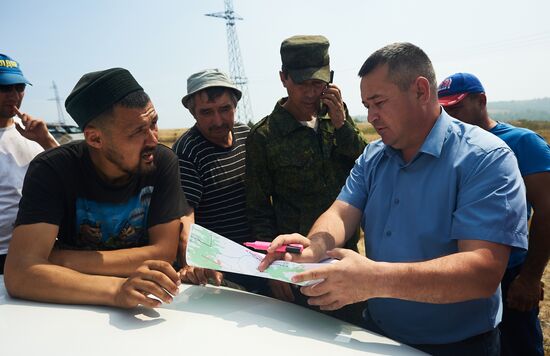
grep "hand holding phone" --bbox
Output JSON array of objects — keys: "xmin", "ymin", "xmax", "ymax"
[{"xmin": 318, "ymin": 70, "xmax": 335, "ymax": 116}]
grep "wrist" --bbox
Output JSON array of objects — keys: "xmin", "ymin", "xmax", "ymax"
[
  {"xmin": 37, "ymin": 133, "xmax": 59, "ymax": 150},
  {"xmin": 332, "ymin": 116, "xmax": 345, "ymax": 130},
  {"xmin": 309, "ymin": 234, "xmax": 334, "ymax": 261},
  {"xmin": 108, "ymin": 277, "xmax": 125, "ymax": 307},
  {"xmin": 515, "ymin": 271, "xmax": 543, "ymax": 285},
  {"xmin": 368, "ymin": 260, "xmax": 390, "ymax": 298}
]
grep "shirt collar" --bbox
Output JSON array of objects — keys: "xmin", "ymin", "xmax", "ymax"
[
  {"xmin": 383, "ymin": 108, "xmax": 451, "ymax": 160},
  {"xmin": 417, "ymin": 109, "xmax": 451, "ymax": 158},
  {"xmin": 272, "ymin": 98, "xmax": 331, "ymax": 137}
]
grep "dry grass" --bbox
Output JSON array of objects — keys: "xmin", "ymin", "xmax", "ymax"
[{"xmin": 158, "ymin": 128, "xmax": 187, "ymax": 147}]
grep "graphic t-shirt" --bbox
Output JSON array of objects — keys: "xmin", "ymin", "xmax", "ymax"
[{"xmin": 16, "ymin": 141, "xmax": 188, "ymax": 250}]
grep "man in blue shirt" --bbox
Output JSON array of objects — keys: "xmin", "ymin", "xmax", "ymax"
[
  {"xmin": 259, "ymin": 43, "xmax": 528, "ymax": 355},
  {"xmin": 438, "ymin": 72, "xmax": 550, "ymax": 356}
]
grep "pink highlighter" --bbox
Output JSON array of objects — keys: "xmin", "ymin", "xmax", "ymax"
[{"xmin": 243, "ymin": 241, "xmax": 304, "ymax": 254}]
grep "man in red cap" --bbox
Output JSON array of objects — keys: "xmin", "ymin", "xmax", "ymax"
[{"xmin": 438, "ymin": 72, "xmax": 550, "ymax": 356}]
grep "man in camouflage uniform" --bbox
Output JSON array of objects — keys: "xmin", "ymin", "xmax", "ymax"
[{"xmin": 246, "ymin": 35, "xmax": 367, "ymax": 307}]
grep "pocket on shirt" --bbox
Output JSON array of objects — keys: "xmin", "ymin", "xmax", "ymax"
[{"xmin": 273, "ymin": 153, "xmax": 316, "ymax": 193}]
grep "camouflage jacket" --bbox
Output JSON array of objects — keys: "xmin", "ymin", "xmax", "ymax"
[{"xmin": 245, "ymin": 98, "xmax": 367, "ymax": 250}]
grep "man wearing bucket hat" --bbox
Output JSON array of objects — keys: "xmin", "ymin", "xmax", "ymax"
[
  {"xmin": 5, "ymin": 68, "xmax": 189, "ymax": 308},
  {"xmin": 438, "ymin": 72, "xmax": 550, "ymax": 356},
  {"xmin": 246, "ymin": 35, "xmax": 366, "ymax": 306},
  {"xmin": 0, "ymin": 54, "xmax": 58, "ymax": 274},
  {"xmin": 173, "ymin": 69, "xmax": 267, "ymax": 294}
]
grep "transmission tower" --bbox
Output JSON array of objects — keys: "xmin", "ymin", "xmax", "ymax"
[
  {"xmin": 206, "ymin": 0, "xmax": 254, "ymax": 124},
  {"xmin": 48, "ymin": 81, "xmax": 66, "ymax": 124}
]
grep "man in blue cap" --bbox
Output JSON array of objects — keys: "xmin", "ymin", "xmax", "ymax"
[
  {"xmin": 0, "ymin": 54, "xmax": 58, "ymax": 274},
  {"xmin": 5, "ymin": 67, "xmax": 189, "ymax": 308},
  {"xmin": 438, "ymin": 72, "xmax": 550, "ymax": 356}
]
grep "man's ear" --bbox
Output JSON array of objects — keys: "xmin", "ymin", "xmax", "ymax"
[
  {"xmin": 478, "ymin": 93, "xmax": 488, "ymax": 107},
  {"xmin": 413, "ymin": 76, "xmax": 431, "ymax": 104},
  {"xmin": 84, "ymin": 126, "xmax": 103, "ymax": 149},
  {"xmin": 279, "ymin": 71, "xmax": 288, "ymax": 88}
]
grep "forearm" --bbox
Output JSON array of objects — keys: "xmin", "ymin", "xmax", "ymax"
[
  {"xmin": 178, "ymin": 213, "xmax": 194, "ymax": 266},
  {"xmin": 307, "ymin": 202, "xmax": 356, "ymax": 260},
  {"xmin": 5, "ymin": 256, "xmax": 121, "ymax": 306},
  {"xmin": 53, "ymin": 220, "xmax": 180, "ymax": 276},
  {"xmin": 308, "ymin": 216, "xmax": 345, "ymax": 256},
  {"xmin": 51, "ymin": 244, "xmax": 176, "ymax": 277},
  {"xmin": 520, "ymin": 213, "xmax": 550, "ymax": 281},
  {"xmin": 371, "ymin": 248, "xmax": 507, "ymax": 303},
  {"xmin": 37, "ymin": 133, "xmax": 59, "ymax": 150}
]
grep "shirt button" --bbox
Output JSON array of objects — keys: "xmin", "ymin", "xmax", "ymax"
[
  {"xmin": 393, "ymin": 198, "xmax": 399, "ymax": 204},
  {"xmin": 386, "ymin": 231, "xmax": 392, "ymax": 237}
]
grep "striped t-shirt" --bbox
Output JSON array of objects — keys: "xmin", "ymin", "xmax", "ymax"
[{"xmin": 172, "ymin": 123, "xmax": 251, "ymax": 242}]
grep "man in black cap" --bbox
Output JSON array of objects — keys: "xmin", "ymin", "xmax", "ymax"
[
  {"xmin": 0, "ymin": 53, "xmax": 58, "ymax": 274},
  {"xmin": 5, "ymin": 68, "xmax": 189, "ymax": 308},
  {"xmin": 246, "ymin": 35, "xmax": 366, "ymax": 308}
]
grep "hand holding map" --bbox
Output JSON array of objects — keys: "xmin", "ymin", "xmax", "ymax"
[{"xmin": 185, "ymin": 224, "xmax": 333, "ymax": 286}]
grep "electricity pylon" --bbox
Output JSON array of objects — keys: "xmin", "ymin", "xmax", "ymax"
[
  {"xmin": 48, "ymin": 81, "xmax": 66, "ymax": 124},
  {"xmin": 206, "ymin": 0, "xmax": 254, "ymax": 124}
]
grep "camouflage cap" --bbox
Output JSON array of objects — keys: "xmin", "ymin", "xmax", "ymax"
[{"xmin": 280, "ymin": 35, "xmax": 330, "ymax": 83}]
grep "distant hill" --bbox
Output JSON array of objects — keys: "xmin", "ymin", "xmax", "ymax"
[
  {"xmin": 352, "ymin": 97, "xmax": 550, "ymax": 122},
  {"xmin": 488, "ymin": 97, "xmax": 550, "ymax": 121}
]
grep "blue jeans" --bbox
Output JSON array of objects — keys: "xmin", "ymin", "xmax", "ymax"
[{"xmin": 499, "ymin": 264, "xmax": 544, "ymax": 356}]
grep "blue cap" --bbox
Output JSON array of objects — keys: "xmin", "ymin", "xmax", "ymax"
[
  {"xmin": 437, "ymin": 73, "xmax": 484, "ymax": 106},
  {"xmin": 0, "ymin": 54, "xmax": 32, "ymax": 86}
]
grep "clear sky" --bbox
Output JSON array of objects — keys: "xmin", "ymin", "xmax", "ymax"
[{"xmin": 3, "ymin": 0, "xmax": 550, "ymax": 128}]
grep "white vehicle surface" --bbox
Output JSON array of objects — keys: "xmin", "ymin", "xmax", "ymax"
[{"xmin": 0, "ymin": 276, "xmax": 424, "ymax": 356}]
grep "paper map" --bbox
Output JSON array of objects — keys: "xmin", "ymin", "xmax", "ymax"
[{"xmin": 186, "ymin": 224, "xmax": 328, "ymax": 286}]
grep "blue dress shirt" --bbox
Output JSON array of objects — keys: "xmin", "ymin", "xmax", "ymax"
[{"xmin": 337, "ymin": 111, "xmax": 528, "ymax": 344}]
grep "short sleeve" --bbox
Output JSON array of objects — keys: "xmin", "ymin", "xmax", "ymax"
[
  {"xmin": 515, "ymin": 132, "xmax": 550, "ymax": 176},
  {"xmin": 148, "ymin": 146, "xmax": 190, "ymax": 227},
  {"xmin": 451, "ymin": 147, "xmax": 528, "ymax": 249},
  {"xmin": 337, "ymin": 146, "xmax": 370, "ymax": 210},
  {"xmin": 15, "ymin": 157, "xmax": 65, "ymax": 227}
]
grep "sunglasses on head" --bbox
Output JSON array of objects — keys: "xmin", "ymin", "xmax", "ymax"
[{"xmin": 0, "ymin": 84, "xmax": 26, "ymax": 93}]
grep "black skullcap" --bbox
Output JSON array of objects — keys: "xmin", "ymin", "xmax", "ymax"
[{"xmin": 65, "ymin": 68, "xmax": 143, "ymax": 129}]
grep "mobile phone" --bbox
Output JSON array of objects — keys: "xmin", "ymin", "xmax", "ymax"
[{"xmin": 318, "ymin": 70, "xmax": 335, "ymax": 116}]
